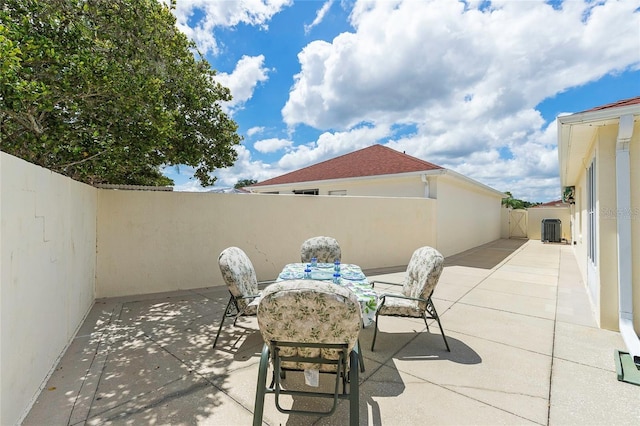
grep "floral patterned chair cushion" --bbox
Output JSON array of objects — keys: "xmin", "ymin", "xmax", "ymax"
[
  {"xmin": 218, "ymin": 247, "xmax": 259, "ymax": 314},
  {"xmin": 257, "ymin": 280, "xmax": 361, "ymax": 372},
  {"xmin": 377, "ymin": 246, "xmax": 445, "ymax": 317},
  {"xmin": 300, "ymin": 236, "xmax": 342, "ymax": 263}
]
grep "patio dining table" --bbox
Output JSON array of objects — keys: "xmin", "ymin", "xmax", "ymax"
[{"xmin": 276, "ymin": 263, "xmax": 378, "ymax": 327}]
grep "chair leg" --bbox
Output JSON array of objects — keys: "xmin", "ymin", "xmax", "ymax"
[
  {"xmin": 357, "ymin": 338, "xmax": 365, "ymax": 372},
  {"xmin": 252, "ymin": 344, "xmax": 270, "ymax": 426},
  {"xmin": 349, "ymin": 347, "xmax": 360, "ymax": 426},
  {"xmin": 213, "ymin": 297, "xmax": 234, "ymax": 348},
  {"xmin": 371, "ymin": 312, "xmax": 380, "ymax": 351},
  {"xmin": 427, "ymin": 297, "xmax": 450, "ymax": 352}
]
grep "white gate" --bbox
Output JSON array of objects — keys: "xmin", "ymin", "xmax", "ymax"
[{"xmin": 509, "ymin": 209, "xmax": 528, "ymax": 239}]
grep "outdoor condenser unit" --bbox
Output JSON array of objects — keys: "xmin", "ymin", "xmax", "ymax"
[{"xmin": 541, "ymin": 219, "xmax": 562, "ymax": 243}]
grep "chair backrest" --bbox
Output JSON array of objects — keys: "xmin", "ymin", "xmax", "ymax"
[
  {"xmin": 218, "ymin": 247, "xmax": 259, "ymax": 310},
  {"xmin": 402, "ymin": 246, "xmax": 445, "ymax": 307},
  {"xmin": 300, "ymin": 236, "xmax": 342, "ymax": 263},
  {"xmin": 257, "ymin": 280, "xmax": 361, "ymax": 372}
]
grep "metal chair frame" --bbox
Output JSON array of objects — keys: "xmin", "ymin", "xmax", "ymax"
[
  {"xmin": 213, "ymin": 292, "xmax": 258, "ymax": 348},
  {"xmin": 253, "ymin": 340, "xmax": 360, "ymax": 426},
  {"xmin": 370, "ymin": 282, "xmax": 450, "ymax": 352}
]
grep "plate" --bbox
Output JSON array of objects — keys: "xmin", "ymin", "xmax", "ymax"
[
  {"xmin": 316, "ymin": 263, "xmax": 334, "ymax": 269},
  {"xmin": 341, "ymin": 272, "xmax": 365, "ymax": 281}
]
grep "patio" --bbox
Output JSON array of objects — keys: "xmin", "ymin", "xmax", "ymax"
[{"xmin": 23, "ymin": 239, "xmax": 640, "ymax": 425}]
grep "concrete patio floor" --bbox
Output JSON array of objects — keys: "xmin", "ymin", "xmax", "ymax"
[{"xmin": 24, "ymin": 239, "xmax": 640, "ymax": 425}]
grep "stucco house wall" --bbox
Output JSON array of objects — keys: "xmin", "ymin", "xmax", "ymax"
[
  {"xmin": 559, "ymin": 102, "xmax": 640, "ymax": 333},
  {"xmin": 249, "ymin": 172, "xmax": 429, "ymax": 197}
]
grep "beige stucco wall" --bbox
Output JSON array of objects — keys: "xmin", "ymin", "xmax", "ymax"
[
  {"xmin": 567, "ymin": 122, "xmax": 640, "ymax": 332},
  {"xmin": 527, "ymin": 207, "xmax": 571, "ymax": 241},
  {"xmin": 1, "ymin": 153, "xmax": 97, "ymax": 426},
  {"xmin": 435, "ymin": 174, "xmax": 503, "ymax": 256},
  {"xmin": 96, "ymin": 191, "xmax": 437, "ymax": 297}
]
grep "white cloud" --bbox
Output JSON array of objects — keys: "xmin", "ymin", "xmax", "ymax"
[
  {"xmin": 212, "ymin": 144, "xmax": 282, "ymax": 187},
  {"xmin": 284, "ymin": 0, "xmax": 639, "ymax": 130},
  {"xmin": 246, "ymin": 126, "xmax": 265, "ymax": 137},
  {"xmin": 304, "ymin": 0, "xmax": 334, "ymax": 34},
  {"xmin": 213, "ymin": 55, "xmax": 270, "ymax": 114},
  {"xmin": 277, "ymin": 124, "xmax": 391, "ymax": 170},
  {"xmin": 170, "ymin": 0, "xmax": 293, "ymax": 55},
  {"xmin": 254, "ymin": 138, "xmax": 292, "ymax": 153}
]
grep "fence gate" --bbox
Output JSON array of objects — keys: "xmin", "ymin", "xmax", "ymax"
[{"xmin": 509, "ymin": 209, "xmax": 528, "ymax": 238}]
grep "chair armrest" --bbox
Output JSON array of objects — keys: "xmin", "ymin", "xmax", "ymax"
[
  {"xmin": 238, "ymin": 294, "xmax": 261, "ymax": 300},
  {"xmin": 370, "ymin": 280, "xmax": 402, "ymax": 289},
  {"xmin": 379, "ymin": 293, "xmax": 427, "ymax": 304},
  {"xmin": 257, "ymin": 280, "xmax": 277, "ymax": 289}
]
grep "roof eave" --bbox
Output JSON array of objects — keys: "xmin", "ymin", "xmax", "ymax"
[
  {"xmin": 558, "ymin": 104, "xmax": 640, "ymax": 187},
  {"xmin": 249, "ymin": 168, "xmax": 505, "ymax": 198},
  {"xmin": 247, "ymin": 170, "xmax": 440, "ymax": 192}
]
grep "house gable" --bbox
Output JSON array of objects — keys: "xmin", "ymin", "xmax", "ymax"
[{"xmin": 250, "ymin": 144, "xmax": 443, "ymax": 187}]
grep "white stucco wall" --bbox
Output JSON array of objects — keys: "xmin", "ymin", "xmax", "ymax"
[
  {"xmin": 565, "ymin": 121, "xmax": 640, "ymax": 331},
  {"xmin": 96, "ymin": 191, "xmax": 438, "ymax": 297},
  {"xmin": 1, "ymin": 153, "xmax": 97, "ymax": 425},
  {"xmin": 435, "ymin": 174, "xmax": 503, "ymax": 257}
]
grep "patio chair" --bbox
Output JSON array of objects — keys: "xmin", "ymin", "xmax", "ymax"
[
  {"xmin": 370, "ymin": 246, "xmax": 450, "ymax": 352},
  {"xmin": 253, "ymin": 280, "xmax": 361, "ymax": 426},
  {"xmin": 300, "ymin": 236, "xmax": 342, "ymax": 263},
  {"xmin": 214, "ymin": 246, "xmax": 265, "ymax": 348}
]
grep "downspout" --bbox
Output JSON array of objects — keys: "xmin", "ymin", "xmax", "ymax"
[
  {"xmin": 421, "ymin": 174, "xmax": 430, "ymax": 198},
  {"xmin": 615, "ymin": 114, "xmax": 640, "ymax": 364}
]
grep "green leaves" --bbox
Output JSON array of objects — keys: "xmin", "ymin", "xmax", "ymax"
[{"xmin": 0, "ymin": 0, "xmax": 241, "ymax": 186}]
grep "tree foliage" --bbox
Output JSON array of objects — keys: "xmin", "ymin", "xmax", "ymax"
[
  {"xmin": 234, "ymin": 178, "xmax": 257, "ymax": 189},
  {"xmin": 0, "ymin": 0, "xmax": 241, "ymax": 186},
  {"xmin": 502, "ymin": 191, "xmax": 539, "ymax": 209}
]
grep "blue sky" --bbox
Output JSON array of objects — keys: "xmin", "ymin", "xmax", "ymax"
[{"xmin": 164, "ymin": 0, "xmax": 640, "ymax": 202}]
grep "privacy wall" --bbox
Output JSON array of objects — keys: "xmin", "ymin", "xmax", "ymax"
[
  {"xmin": 1, "ymin": 153, "xmax": 97, "ymax": 425},
  {"xmin": 96, "ymin": 191, "xmax": 438, "ymax": 297}
]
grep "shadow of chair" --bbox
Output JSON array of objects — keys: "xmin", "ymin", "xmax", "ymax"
[
  {"xmin": 371, "ymin": 246, "xmax": 450, "ymax": 352},
  {"xmin": 253, "ymin": 280, "xmax": 361, "ymax": 426},
  {"xmin": 300, "ymin": 236, "xmax": 342, "ymax": 263},
  {"xmin": 214, "ymin": 246, "xmax": 272, "ymax": 348}
]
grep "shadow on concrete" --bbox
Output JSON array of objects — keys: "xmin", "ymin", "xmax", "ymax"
[{"xmin": 444, "ymin": 238, "xmax": 529, "ymax": 270}]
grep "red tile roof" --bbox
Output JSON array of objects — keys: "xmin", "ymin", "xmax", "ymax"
[
  {"xmin": 252, "ymin": 144, "xmax": 443, "ymax": 186},
  {"xmin": 581, "ymin": 95, "xmax": 640, "ymax": 113},
  {"xmin": 530, "ymin": 199, "xmax": 569, "ymax": 208}
]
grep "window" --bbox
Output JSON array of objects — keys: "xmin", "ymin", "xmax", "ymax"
[
  {"xmin": 328, "ymin": 190, "xmax": 347, "ymax": 196},
  {"xmin": 292, "ymin": 189, "xmax": 319, "ymax": 195}
]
